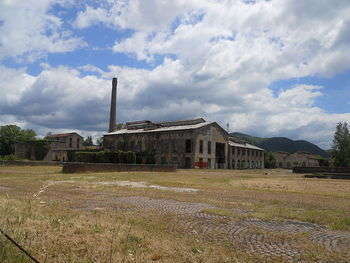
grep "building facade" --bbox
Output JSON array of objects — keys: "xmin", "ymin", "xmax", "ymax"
[
  {"xmin": 104, "ymin": 118, "xmax": 264, "ymax": 169},
  {"xmin": 45, "ymin": 132, "xmax": 84, "ymax": 161},
  {"xmin": 273, "ymin": 151, "xmax": 320, "ymax": 168}
]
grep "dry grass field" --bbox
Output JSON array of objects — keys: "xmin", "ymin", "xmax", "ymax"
[{"xmin": 0, "ymin": 166, "xmax": 349, "ymax": 262}]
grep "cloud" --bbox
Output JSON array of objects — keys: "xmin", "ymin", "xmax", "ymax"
[
  {"xmin": 1, "ymin": 0, "xmax": 350, "ymax": 148},
  {"xmin": 1, "ymin": 62, "xmax": 349, "ymax": 149},
  {"xmin": 0, "ymin": 0, "xmax": 85, "ymax": 61}
]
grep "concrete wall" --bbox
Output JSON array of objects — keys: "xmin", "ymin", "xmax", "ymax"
[
  {"xmin": 14, "ymin": 143, "xmax": 36, "ymax": 160},
  {"xmin": 44, "ymin": 150, "xmax": 68, "ymax": 162},
  {"xmin": 62, "ymin": 163, "xmax": 177, "ymax": 173}
]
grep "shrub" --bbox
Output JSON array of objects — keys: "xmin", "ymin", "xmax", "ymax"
[
  {"xmin": 75, "ymin": 151, "xmax": 137, "ymax": 164},
  {"xmin": 75, "ymin": 152, "xmax": 96, "ymax": 163},
  {"xmin": 0, "ymin": 154, "xmax": 20, "ymax": 161},
  {"xmin": 33, "ymin": 140, "xmax": 50, "ymax": 160}
]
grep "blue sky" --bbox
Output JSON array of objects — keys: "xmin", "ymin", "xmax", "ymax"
[{"xmin": 1, "ymin": 0, "xmax": 350, "ymax": 149}]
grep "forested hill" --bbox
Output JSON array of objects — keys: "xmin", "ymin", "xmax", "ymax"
[{"xmin": 230, "ymin": 132, "xmax": 329, "ymax": 158}]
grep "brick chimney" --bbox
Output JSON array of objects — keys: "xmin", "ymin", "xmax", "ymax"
[{"xmin": 108, "ymin": 77, "xmax": 117, "ymax": 132}]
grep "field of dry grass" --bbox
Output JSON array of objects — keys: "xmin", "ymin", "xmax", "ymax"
[{"xmin": 0, "ymin": 166, "xmax": 349, "ymax": 262}]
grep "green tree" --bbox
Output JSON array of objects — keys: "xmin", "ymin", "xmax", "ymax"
[
  {"xmin": 96, "ymin": 136, "xmax": 103, "ymax": 146},
  {"xmin": 264, "ymin": 152, "xmax": 276, "ymax": 168},
  {"xmin": 332, "ymin": 122, "xmax": 350, "ymax": 167},
  {"xmin": 0, "ymin": 125, "xmax": 37, "ymax": 155},
  {"xmin": 83, "ymin": 136, "xmax": 94, "ymax": 146}
]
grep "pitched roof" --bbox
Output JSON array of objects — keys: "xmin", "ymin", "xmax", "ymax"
[
  {"xmin": 228, "ymin": 141, "xmax": 264, "ymax": 151},
  {"xmin": 105, "ymin": 119, "xmax": 214, "ymax": 135},
  {"xmin": 46, "ymin": 132, "xmax": 82, "ymax": 138}
]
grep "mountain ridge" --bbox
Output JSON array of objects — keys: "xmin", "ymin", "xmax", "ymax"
[{"xmin": 230, "ymin": 132, "xmax": 329, "ymax": 158}]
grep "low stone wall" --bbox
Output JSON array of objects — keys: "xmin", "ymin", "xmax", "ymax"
[
  {"xmin": 304, "ymin": 174, "xmax": 350, "ymax": 180},
  {"xmin": 293, "ymin": 167, "xmax": 350, "ymax": 174},
  {"xmin": 62, "ymin": 163, "xmax": 177, "ymax": 173},
  {"xmin": 0, "ymin": 160, "xmax": 60, "ymax": 166}
]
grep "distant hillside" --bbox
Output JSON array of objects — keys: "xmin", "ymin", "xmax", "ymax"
[{"xmin": 230, "ymin": 132, "xmax": 329, "ymax": 158}]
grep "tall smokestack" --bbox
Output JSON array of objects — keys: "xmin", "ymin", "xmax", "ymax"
[{"xmin": 108, "ymin": 77, "xmax": 117, "ymax": 132}]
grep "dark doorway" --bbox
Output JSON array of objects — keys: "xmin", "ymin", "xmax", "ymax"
[
  {"xmin": 185, "ymin": 157, "xmax": 192, "ymax": 168},
  {"xmin": 185, "ymin": 139, "xmax": 192, "ymax": 153},
  {"xmin": 215, "ymin": 142, "xmax": 226, "ymax": 169}
]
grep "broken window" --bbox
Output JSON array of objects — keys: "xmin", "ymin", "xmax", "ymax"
[
  {"xmin": 208, "ymin": 141, "xmax": 211, "ymax": 154},
  {"xmin": 185, "ymin": 139, "xmax": 192, "ymax": 153}
]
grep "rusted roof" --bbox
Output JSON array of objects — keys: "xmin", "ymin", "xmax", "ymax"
[
  {"xmin": 46, "ymin": 132, "xmax": 82, "ymax": 138},
  {"xmin": 106, "ymin": 121, "xmax": 214, "ymax": 135}
]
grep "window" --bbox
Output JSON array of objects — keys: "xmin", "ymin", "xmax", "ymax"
[
  {"xmin": 247, "ymin": 150, "xmax": 250, "ymax": 156},
  {"xmin": 199, "ymin": 140, "xmax": 203, "ymax": 153},
  {"xmin": 237, "ymin": 148, "xmax": 240, "ymax": 155},
  {"xmin": 137, "ymin": 141, "xmax": 142, "ymax": 151},
  {"xmin": 242, "ymin": 149, "xmax": 245, "ymax": 156},
  {"xmin": 128, "ymin": 141, "xmax": 132, "ymax": 149},
  {"xmin": 208, "ymin": 141, "xmax": 211, "ymax": 154},
  {"xmin": 77, "ymin": 138, "xmax": 80, "ymax": 149},
  {"xmin": 69, "ymin": 138, "xmax": 72, "ymax": 148},
  {"xmin": 185, "ymin": 139, "xmax": 192, "ymax": 153}
]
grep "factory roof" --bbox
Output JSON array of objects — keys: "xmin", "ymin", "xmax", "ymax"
[
  {"xmin": 105, "ymin": 120, "xmax": 214, "ymax": 135},
  {"xmin": 228, "ymin": 141, "xmax": 264, "ymax": 151}
]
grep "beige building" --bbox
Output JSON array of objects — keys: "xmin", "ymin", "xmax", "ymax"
[
  {"xmin": 45, "ymin": 132, "xmax": 83, "ymax": 161},
  {"xmin": 103, "ymin": 118, "xmax": 264, "ymax": 169},
  {"xmin": 273, "ymin": 151, "xmax": 320, "ymax": 168}
]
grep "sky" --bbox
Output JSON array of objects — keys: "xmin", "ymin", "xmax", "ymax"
[{"xmin": 0, "ymin": 0, "xmax": 350, "ymax": 149}]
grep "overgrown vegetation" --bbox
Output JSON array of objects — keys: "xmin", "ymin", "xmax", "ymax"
[
  {"xmin": 264, "ymin": 152, "xmax": 276, "ymax": 168},
  {"xmin": 75, "ymin": 151, "xmax": 137, "ymax": 164},
  {"xmin": 0, "ymin": 154, "xmax": 20, "ymax": 161},
  {"xmin": 0, "ymin": 125, "xmax": 36, "ymax": 156}
]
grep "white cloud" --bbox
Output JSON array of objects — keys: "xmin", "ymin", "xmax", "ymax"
[
  {"xmin": 2, "ymin": 0, "xmax": 350, "ymax": 148},
  {"xmin": 0, "ymin": 0, "xmax": 85, "ymax": 61},
  {"xmin": 1, "ymin": 63, "xmax": 349, "ymax": 149}
]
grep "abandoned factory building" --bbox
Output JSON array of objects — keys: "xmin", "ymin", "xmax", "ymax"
[{"xmin": 103, "ymin": 78, "xmax": 264, "ymax": 169}]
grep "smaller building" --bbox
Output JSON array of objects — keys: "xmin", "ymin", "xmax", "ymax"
[
  {"xmin": 45, "ymin": 133, "xmax": 84, "ymax": 162},
  {"xmin": 229, "ymin": 139, "xmax": 265, "ymax": 169},
  {"xmin": 273, "ymin": 151, "xmax": 320, "ymax": 168}
]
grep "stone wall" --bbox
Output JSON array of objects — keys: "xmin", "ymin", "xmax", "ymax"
[
  {"xmin": 0, "ymin": 160, "xmax": 60, "ymax": 166},
  {"xmin": 293, "ymin": 167, "xmax": 350, "ymax": 174},
  {"xmin": 62, "ymin": 163, "xmax": 177, "ymax": 173}
]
